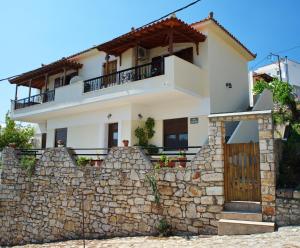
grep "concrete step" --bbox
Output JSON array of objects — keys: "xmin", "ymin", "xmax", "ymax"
[
  {"xmin": 218, "ymin": 219, "xmax": 275, "ymax": 235},
  {"xmin": 224, "ymin": 201, "xmax": 261, "ymax": 213},
  {"xmin": 221, "ymin": 211, "xmax": 262, "ymax": 222}
]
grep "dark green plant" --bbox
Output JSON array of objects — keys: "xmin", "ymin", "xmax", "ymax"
[
  {"xmin": 135, "ymin": 117, "xmax": 156, "ymax": 146},
  {"xmin": 146, "ymin": 173, "xmax": 160, "ymax": 204},
  {"xmin": 77, "ymin": 156, "xmax": 91, "ymax": 167},
  {"xmin": 0, "ymin": 113, "xmax": 34, "ymax": 149},
  {"xmin": 253, "ymin": 79, "xmax": 297, "ymax": 124},
  {"xmin": 156, "ymin": 218, "xmax": 171, "ymax": 237},
  {"xmin": 20, "ymin": 155, "xmax": 36, "ymax": 177}
]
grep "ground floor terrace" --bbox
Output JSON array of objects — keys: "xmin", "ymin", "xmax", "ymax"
[
  {"xmin": 13, "ymin": 226, "xmax": 300, "ymax": 248},
  {"xmin": 34, "ymin": 98, "xmax": 210, "ymax": 150}
]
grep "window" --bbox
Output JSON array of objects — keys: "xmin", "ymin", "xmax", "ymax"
[
  {"xmin": 163, "ymin": 118, "xmax": 188, "ymax": 150},
  {"xmin": 41, "ymin": 133, "xmax": 47, "ymax": 149},
  {"xmin": 54, "ymin": 128, "xmax": 67, "ymax": 147}
]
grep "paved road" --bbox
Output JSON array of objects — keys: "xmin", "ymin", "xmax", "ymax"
[{"xmin": 14, "ymin": 226, "xmax": 300, "ymax": 248}]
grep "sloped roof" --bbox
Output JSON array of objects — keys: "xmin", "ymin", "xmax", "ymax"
[
  {"xmin": 97, "ymin": 17, "xmax": 206, "ymax": 56},
  {"xmin": 191, "ymin": 12, "xmax": 256, "ymax": 59}
]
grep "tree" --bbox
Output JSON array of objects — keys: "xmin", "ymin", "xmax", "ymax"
[
  {"xmin": 253, "ymin": 79, "xmax": 297, "ymax": 124},
  {"xmin": 0, "ymin": 113, "xmax": 34, "ymax": 150}
]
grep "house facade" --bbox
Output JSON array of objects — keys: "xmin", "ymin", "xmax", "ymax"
[{"xmin": 9, "ymin": 13, "xmax": 255, "ymax": 149}]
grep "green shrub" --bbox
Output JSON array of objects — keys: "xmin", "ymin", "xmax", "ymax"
[
  {"xmin": 77, "ymin": 156, "xmax": 91, "ymax": 167},
  {"xmin": 20, "ymin": 155, "xmax": 36, "ymax": 177},
  {"xmin": 156, "ymin": 219, "xmax": 171, "ymax": 236}
]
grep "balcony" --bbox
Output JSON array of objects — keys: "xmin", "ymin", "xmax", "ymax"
[
  {"xmin": 11, "ymin": 56, "xmax": 206, "ymax": 122},
  {"xmin": 13, "ymin": 90, "xmax": 55, "ymax": 110},
  {"xmin": 83, "ymin": 60, "xmax": 164, "ymax": 93}
]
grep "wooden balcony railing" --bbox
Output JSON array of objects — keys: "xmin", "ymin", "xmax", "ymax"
[
  {"xmin": 83, "ymin": 60, "xmax": 165, "ymax": 93},
  {"xmin": 13, "ymin": 90, "xmax": 55, "ymax": 110}
]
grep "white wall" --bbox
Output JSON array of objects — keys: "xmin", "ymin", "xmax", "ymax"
[
  {"xmin": 228, "ymin": 89, "xmax": 273, "ymax": 143},
  {"xmin": 207, "ymin": 29, "xmax": 250, "ymax": 113}
]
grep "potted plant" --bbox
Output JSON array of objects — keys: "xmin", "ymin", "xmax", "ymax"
[
  {"xmin": 159, "ymin": 154, "xmax": 167, "ymax": 167},
  {"xmin": 77, "ymin": 156, "xmax": 91, "ymax": 167},
  {"xmin": 178, "ymin": 150, "xmax": 187, "ymax": 168},
  {"xmin": 57, "ymin": 140, "xmax": 64, "ymax": 147},
  {"xmin": 168, "ymin": 157, "xmax": 176, "ymax": 168},
  {"xmin": 122, "ymin": 139, "xmax": 129, "ymax": 147},
  {"xmin": 94, "ymin": 153, "xmax": 102, "ymax": 167}
]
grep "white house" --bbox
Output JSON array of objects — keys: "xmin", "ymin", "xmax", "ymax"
[
  {"xmin": 9, "ymin": 13, "xmax": 255, "ymax": 149},
  {"xmin": 249, "ymin": 58, "xmax": 300, "ymax": 106}
]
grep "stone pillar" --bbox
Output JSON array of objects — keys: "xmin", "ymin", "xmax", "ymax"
[{"xmin": 258, "ymin": 115, "xmax": 276, "ymax": 222}]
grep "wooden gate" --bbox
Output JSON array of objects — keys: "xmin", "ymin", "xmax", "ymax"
[{"xmin": 224, "ymin": 142, "xmax": 261, "ymax": 202}]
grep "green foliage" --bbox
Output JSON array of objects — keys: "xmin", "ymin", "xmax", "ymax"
[
  {"xmin": 146, "ymin": 164, "xmax": 161, "ymax": 205},
  {"xmin": 253, "ymin": 79, "xmax": 297, "ymax": 125},
  {"xmin": 135, "ymin": 127, "xmax": 148, "ymax": 146},
  {"xmin": 145, "ymin": 117, "xmax": 155, "ymax": 139},
  {"xmin": 20, "ymin": 155, "xmax": 36, "ymax": 177},
  {"xmin": 178, "ymin": 150, "xmax": 186, "ymax": 158},
  {"xmin": 77, "ymin": 156, "xmax": 91, "ymax": 167},
  {"xmin": 0, "ymin": 113, "xmax": 34, "ymax": 150},
  {"xmin": 253, "ymin": 79, "xmax": 295, "ymax": 106},
  {"xmin": 135, "ymin": 117, "xmax": 156, "ymax": 146},
  {"xmin": 156, "ymin": 219, "xmax": 171, "ymax": 236}
]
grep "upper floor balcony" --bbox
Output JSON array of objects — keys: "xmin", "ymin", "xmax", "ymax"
[
  {"xmin": 11, "ymin": 55, "xmax": 206, "ymax": 122},
  {"xmin": 9, "ymin": 17, "xmax": 207, "ymax": 122}
]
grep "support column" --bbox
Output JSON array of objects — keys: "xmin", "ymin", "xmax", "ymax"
[
  {"xmin": 14, "ymin": 85, "xmax": 19, "ymax": 100},
  {"xmin": 63, "ymin": 67, "xmax": 66, "ymax": 86},
  {"xmin": 44, "ymin": 73, "xmax": 48, "ymax": 91},
  {"xmin": 105, "ymin": 53, "xmax": 110, "ymax": 75},
  {"xmin": 28, "ymin": 79, "xmax": 32, "ymax": 99},
  {"xmin": 258, "ymin": 115, "xmax": 276, "ymax": 222}
]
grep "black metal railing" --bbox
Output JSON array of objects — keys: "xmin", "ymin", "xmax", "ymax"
[
  {"xmin": 141, "ymin": 145, "xmax": 202, "ymax": 164},
  {"xmin": 83, "ymin": 60, "xmax": 165, "ymax": 93},
  {"xmin": 14, "ymin": 90, "xmax": 55, "ymax": 110},
  {"xmin": 17, "ymin": 149, "xmax": 45, "ymax": 160}
]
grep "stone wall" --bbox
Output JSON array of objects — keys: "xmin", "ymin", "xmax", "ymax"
[
  {"xmin": 0, "ymin": 146, "xmax": 223, "ymax": 246},
  {"xmin": 276, "ymin": 189, "xmax": 300, "ymax": 226}
]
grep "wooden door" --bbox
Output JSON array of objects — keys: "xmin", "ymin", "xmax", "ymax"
[
  {"xmin": 224, "ymin": 142, "xmax": 261, "ymax": 202},
  {"xmin": 108, "ymin": 123, "xmax": 118, "ymax": 148},
  {"xmin": 103, "ymin": 60, "xmax": 117, "ymax": 85}
]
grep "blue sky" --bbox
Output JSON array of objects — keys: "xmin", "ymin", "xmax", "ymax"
[{"xmin": 0, "ymin": 0, "xmax": 300, "ymax": 123}]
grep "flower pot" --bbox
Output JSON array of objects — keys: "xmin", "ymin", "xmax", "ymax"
[
  {"xmin": 122, "ymin": 140, "xmax": 129, "ymax": 147},
  {"xmin": 159, "ymin": 161, "xmax": 165, "ymax": 168},
  {"xmin": 94, "ymin": 159, "xmax": 102, "ymax": 167},
  {"xmin": 168, "ymin": 160, "xmax": 175, "ymax": 168},
  {"xmin": 178, "ymin": 157, "xmax": 187, "ymax": 168}
]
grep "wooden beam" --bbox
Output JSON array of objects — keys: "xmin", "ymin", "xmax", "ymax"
[
  {"xmin": 196, "ymin": 42, "xmax": 199, "ymax": 55},
  {"xmin": 44, "ymin": 73, "xmax": 48, "ymax": 91},
  {"xmin": 119, "ymin": 53, "xmax": 122, "ymax": 67},
  {"xmin": 135, "ymin": 43, "xmax": 139, "ymax": 67},
  {"xmin": 63, "ymin": 67, "xmax": 66, "ymax": 86},
  {"xmin": 28, "ymin": 79, "xmax": 32, "ymax": 99},
  {"xmin": 105, "ymin": 53, "xmax": 110, "ymax": 75},
  {"xmin": 15, "ymin": 84, "xmax": 18, "ymax": 100}
]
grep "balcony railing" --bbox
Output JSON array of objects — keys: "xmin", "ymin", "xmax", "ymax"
[
  {"xmin": 83, "ymin": 60, "xmax": 165, "ymax": 93},
  {"xmin": 14, "ymin": 90, "xmax": 55, "ymax": 110}
]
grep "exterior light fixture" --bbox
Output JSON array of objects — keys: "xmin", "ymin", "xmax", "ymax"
[
  {"xmin": 107, "ymin": 113, "xmax": 112, "ymax": 119},
  {"xmin": 225, "ymin": 82, "xmax": 232, "ymax": 88},
  {"xmin": 138, "ymin": 114, "xmax": 143, "ymax": 119}
]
